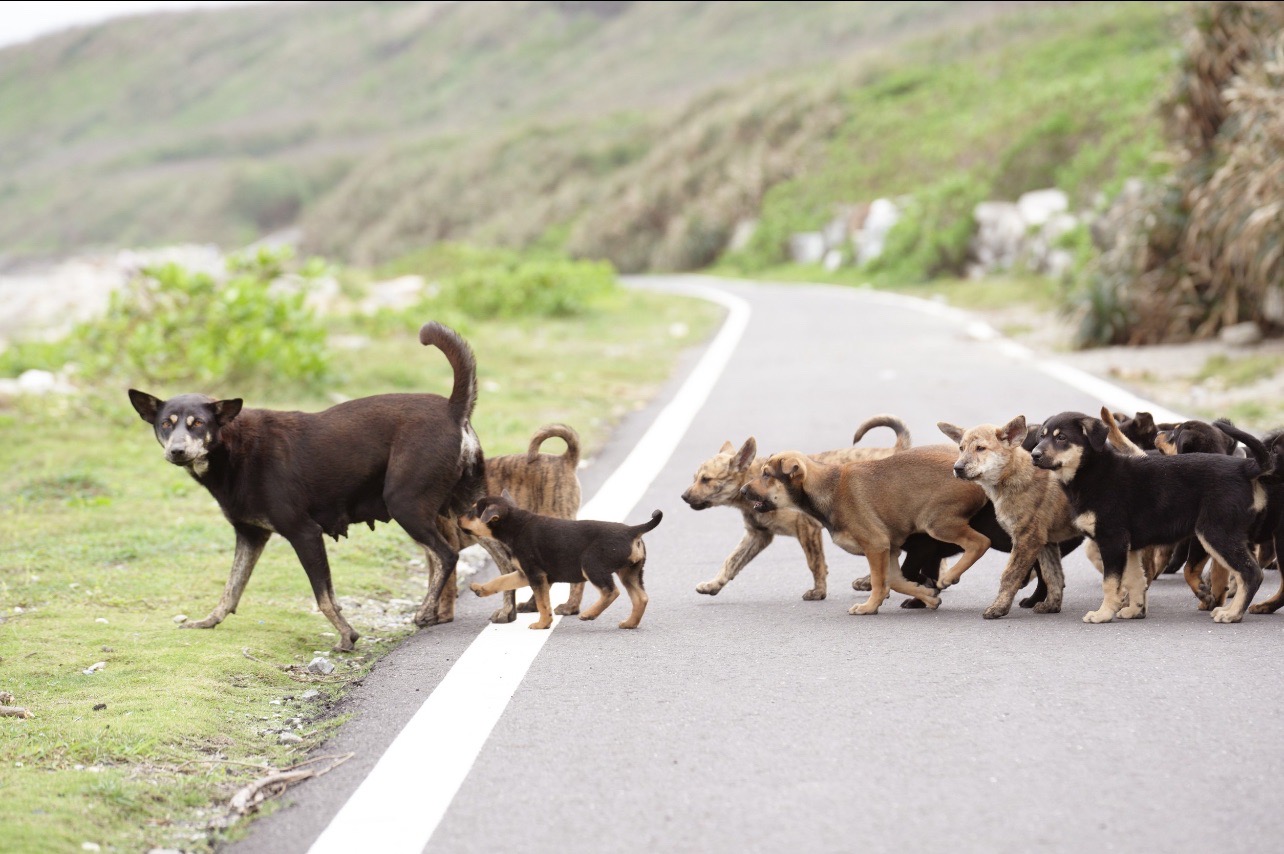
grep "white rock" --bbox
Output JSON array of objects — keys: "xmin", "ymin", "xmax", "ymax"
[
  {"xmin": 17, "ymin": 370, "xmax": 57, "ymax": 394},
  {"xmin": 278, "ymin": 732, "xmax": 303, "ymax": 745},
  {"xmin": 1017, "ymin": 188, "xmax": 1069, "ymax": 228},
  {"xmin": 727, "ymin": 218, "xmax": 758, "ymax": 253},
  {"xmin": 94, "ymin": 618, "xmax": 108, "ymax": 625},
  {"xmin": 81, "ymin": 843, "xmax": 101, "ymax": 852},
  {"xmin": 822, "ymin": 249, "xmax": 844, "ymax": 272},
  {"xmin": 301, "ymin": 689, "xmax": 321, "ymax": 701},
  {"xmin": 307, "ymin": 656, "xmax": 335, "ymax": 675},
  {"xmin": 854, "ymin": 198, "xmax": 900, "ymax": 266},
  {"xmin": 172, "ymin": 614, "xmax": 188, "ymax": 624},
  {"xmin": 1220, "ymin": 321, "xmax": 1263, "ymax": 347},
  {"xmin": 82, "ymin": 662, "xmax": 106, "ymax": 675},
  {"xmin": 788, "ymin": 232, "xmax": 826, "ymax": 265}
]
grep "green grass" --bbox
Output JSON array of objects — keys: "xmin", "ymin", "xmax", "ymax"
[
  {"xmin": 1195, "ymin": 353, "xmax": 1284, "ymax": 389},
  {"xmin": 0, "ymin": 290, "xmax": 721, "ymax": 851}
]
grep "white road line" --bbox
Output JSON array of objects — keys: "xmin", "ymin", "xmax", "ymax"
[{"xmin": 308, "ymin": 284, "xmax": 751, "ymax": 854}]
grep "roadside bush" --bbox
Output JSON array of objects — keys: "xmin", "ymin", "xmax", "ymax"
[
  {"xmin": 0, "ymin": 248, "xmax": 330, "ymax": 390},
  {"xmin": 439, "ymin": 256, "xmax": 618, "ymax": 319},
  {"xmin": 865, "ymin": 174, "xmax": 985, "ymax": 283}
]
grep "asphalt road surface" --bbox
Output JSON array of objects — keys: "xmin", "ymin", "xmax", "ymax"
[{"xmin": 229, "ymin": 276, "xmax": 1284, "ymax": 854}]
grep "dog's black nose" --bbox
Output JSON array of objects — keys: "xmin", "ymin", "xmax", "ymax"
[{"xmin": 952, "ymin": 463, "xmax": 967, "ymax": 478}]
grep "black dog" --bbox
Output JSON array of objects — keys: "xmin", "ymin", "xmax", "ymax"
[
  {"xmin": 1111, "ymin": 411, "xmax": 1159, "ymax": 451},
  {"xmin": 461, "ymin": 492, "xmax": 661, "ymax": 629},
  {"xmin": 1031, "ymin": 411, "xmax": 1270, "ymax": 624},
  {"xmin": 128, "ymin": 321, "xmax": 485, "ymax": 651}
]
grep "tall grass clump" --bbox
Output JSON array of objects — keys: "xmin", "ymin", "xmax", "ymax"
[{"xmin": 1072, "ymin": 1, "xmax": 1284, "ymax": 346}]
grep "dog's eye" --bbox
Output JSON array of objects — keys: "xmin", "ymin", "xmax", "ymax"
[
  {"xmin": 975, "ymin": 445, "xmax": 986, "ymax": 452},
  {"xmin": 700, "ymin": 476, "xmax": 711, "ymax": 484},
  {"xmin": 191, "ymin": 418, "xmax": 204, "ymax": 428},
  {"xmin": 160, "ymin": 423, "xmax": 172, "ymax": 433}
]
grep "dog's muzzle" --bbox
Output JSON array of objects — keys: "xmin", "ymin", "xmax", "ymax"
[
  {"xmin": 1030, "ymin": 450, "xmax": 1053, "ymax": 470},
  {"xmin": 681, "ymin": 492, "xmax": 712, "ymax": 511},
  {"xmin": 952, "ymin": 464, "xmax": 972, "ymax": 480}
]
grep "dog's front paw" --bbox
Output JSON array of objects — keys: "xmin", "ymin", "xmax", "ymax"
[
  {"xmin": 469, "ymin": 582, "xmax": 488, "ymax": 597},
  {"xmin": 851, "ymin": 575, "xmax": 872, "ymax": 592},
  {"xmin": 695, "ymin": 580, "xmax": 724, "ymax": 596},
  {"xmin": 1118, "ymin": 604, "xmax": 1146, "ymax": 620},
  {"xmin": 802, "ymin": 587, "xmax": 826, "ymax": 601},
  {"xmin": 489, "ymin": 606, "xmax": 516, "ymax": 624},
  {"xmin": 1211, "ymin": 606, "xmax": 1242, "ymax": 624},
  {"xmin": 617, "ymin": 619, "xmax": 640, "ymax": 629},
  {"xmin": 849, "ymin": 601, "xmax": 881, "ymax": 615},
  {"xmin": 921, "ymin": 595, "xmax": 941, "ymax": 610},
  {"xmin": 1250, "ymin": 602, "xmax": 1279, "ymax": 615},
  {"xmin": 554, "ymin": 603, "xmax": 580, "ymax": 616},
  {"xmin": 1083, "ymin": 609, "xmax": 1115, "ymax": 624},
  {"xmin": 578, "ymin": 612, "xmax": 598, "ymax": 622},
  {"xmin": 528, "ymin": 619, "xmax": 552, "ymax": 630},
  {"xmin": 1032, "ymin": 602, "xmax": 1061, "ymax": 614},
  {"xmin": 982, "ymin": 604, "xmax": 1010, "ymax": 620},
  {"xmin": 900, "ymin": 597, "xmax": 926, "ymax": 609},
  {"xmin": 516, "ymin": 597, "xmax": 538, "ymax": 613}
]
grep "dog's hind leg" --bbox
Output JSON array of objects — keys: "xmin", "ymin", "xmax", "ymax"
[
  {"xmin": 410, "ymin": 527, "xmax": 460, "ymax": 628},
  {"xmin": 617, "ymin": 563, "xmax": 648, "ymax": 629},
  {"xmin": 1117, "ymin": 551, "xmax": 1149, "ymax": 619},
  {"xmin": 884, "ymin": 552, "xmax": 940, "ymax": 610},
  {"xmin": 555, "ymin": 583, "xmax": 584, "ymax": 616},
  {"xmin": 578, "ymin": 576, "xmax": 620, "ymax": 622},
  {"xmin": 185, "ymin": 523, "xmax": 271, "ymax": 630},
  {"xmin": 1250, "ymin": 530, "xmax": 1284, "ymax": 614},
  {"xmin": 286, "ymin": 530, "xmax": 360, "ymax": 652},
  {"xmin": 1203, "ymin": 535, "xmax": 1263, "ymax": 623},
  {"xmin": 696, "ymin": 527, "xmax": 774, "ymax": 596}
]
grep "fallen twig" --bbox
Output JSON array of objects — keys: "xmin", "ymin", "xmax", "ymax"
[
  {"xmin": 228, "ymin": 752, "xmax": 354, "ymax": 815},
  {"xmin": 0, "ymin": 705, "xmax": 33, "ymax": 719}
]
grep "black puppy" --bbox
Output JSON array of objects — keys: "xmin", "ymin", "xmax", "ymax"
[
  {"xmin": 1111, "ymin": 411, "xmax": 1159, "ymax": 451},
  {"xmin": 1031, "ymin": 411, "xmax": 1271, "ymax": 624},
  {"xmin": 461, "ymin": 492, "xmax": 661, "ymax": 629},
  {"xmin": 128, "ymin": 321, "xmax": 485, "ymax": 651}
]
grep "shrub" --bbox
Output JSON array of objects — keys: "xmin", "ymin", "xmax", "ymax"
[
  {"xmin": 0, "ymin": 248, "xmax": 330, "ymax": 391},
  {"xmin": 865, "ymin": 174, "xmax": 986, "ymax": 283},
  {"xmin": 429, "ymin": 255, "xmax": 619, "ymax": 320}
]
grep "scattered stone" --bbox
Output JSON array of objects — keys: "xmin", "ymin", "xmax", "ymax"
[
  {"xmin": 1017, "ymin": 188, "xmax": 1069, "ymax": 227},
  {"xmin": 822, "ymin": 249, "xmax": 843, "ymax": 272},
  {"xmin": 172, "ymin": 614, "xmax": 188, "ymax": 624},
  {"xmin": 93, "ymin": 703, "xmax": 106, "ymax": 711},
  {"xmin": 1219, "ymin": 321, "xmax": 1263, "ymax": 347},
  {"xmin": 0, "ymin": 692, "xmax": 13, "ymax": 705},
  {"xmin": 278, "ymin": 732, "xmax": 303, "ymax": 745},
  {"xmin": 854, "ymin": 198, "xmax": 901, "ymax": 266},
  {"xmin": 82, "ymin": 662, "xmax": 106, "ymax": 675},
  {"xmin": 307, "ymin": 656, "xmax": 335, "ymax": 675},
  {"xmin": 301, "ymin": 689, "xmax": 321, "ymax": 701},
  {"xmin": 94, "ymin": 618, "xmax": 108, "ymax": 624},
  {"xmin": 787, "ymin": 232, "xmax": 826, "ymax": 265},
  {"xmin": 81, "ymin": 843, "xmax": 101, "ymax": 852},
  {"xmin": 727, "ymin": 218, "xmax": 758, "ymax": 253}
]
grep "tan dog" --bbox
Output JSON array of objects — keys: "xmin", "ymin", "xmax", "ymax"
[
  {"xmin": 430, "ymin": 424, "xmax": 583, "ymax": 623},
  {"xmin": 681, "ymin": 415, "xmax": 912, "ymax": 601},
  {"xmin": 739, "ymin": 446, "xmax": 991, "ymax": 614},
  {"xmin": 938, "ymin": 416, "xmax": 1081, "ymax": 618}
]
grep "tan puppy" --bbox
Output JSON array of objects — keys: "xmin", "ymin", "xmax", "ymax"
[
  {"xmin": 682, "ymin": 415, "xmax": 912, "ymax": 601},
  {"xmin": 739, "ymin": 446, "xmax": 991, "ymax": 614},
  {"xmin": 938, "ymin": 416, "xmax": 1081, "ymax": 618},
  {"xmin": 429, "ymin": 424, "xmax": 583, "ymax": 623}
]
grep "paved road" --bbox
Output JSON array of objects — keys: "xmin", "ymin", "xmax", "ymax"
[{"xmin": 230, "ymin": 276, "xmax": 1284, "ymax": 853}]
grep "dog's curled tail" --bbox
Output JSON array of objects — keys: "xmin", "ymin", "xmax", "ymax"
[
  {"xmin": 852, "ymin": 414, "xmax": 912, "ymax": 451},
  {"xmin": 629, "ymin": 510, "xmax": 663, "ymax": 536},
  {"xmin": 527, "ymin": 423, "xmax": 580, "ymax": 467},
  {"xmin": 420, "ymin": 321, "xmax": 478, "ymax": 423},
  {"xmin": 1214, "ymin": 418, "xmax": 1274, "ymax": 480}
]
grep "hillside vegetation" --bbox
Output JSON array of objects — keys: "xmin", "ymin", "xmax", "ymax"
[{"xmin": 0, "ymin": 0, "xmax": 1180, "ymax": 268}]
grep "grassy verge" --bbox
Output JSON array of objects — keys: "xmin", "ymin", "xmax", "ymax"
[{"xmin": 0, "ymin": 289, "xmax": 721, "ymax": 852}]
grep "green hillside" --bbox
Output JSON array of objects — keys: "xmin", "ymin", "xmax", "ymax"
[{"xmin": 0, "ymin": 0, "xmax": 1183, "ymax": 269}]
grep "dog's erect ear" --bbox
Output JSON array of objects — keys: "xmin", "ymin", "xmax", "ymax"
[
  {"xmin": 1081, "ymin": 417, "xmax": 1109, "ymax": 452},
  {"xmin": 128, "ymin": 389, "xmax": 163, "ymax": 424},
  {"xmin": 731, "ymin": 437, "xmax": 757, "ymax": 472},
  {"xmin": 500, "ymin": 488, "xmax": 514, "ymax": 502},
  {"xmin": 998, "ymin": 415, "xmax": 1027, "ymax": 446},
  {"xmin": 213, "ymin": 398, "xmax": 243, "ymax": 425},
  {"xmin": 776, "ymin": 453, "xmax": 806, "ymax": 482},
  {"xmin": 937, "ymin": 422, "xmax": 964, "ymax": 445},
  {"xmin": 480, "ymin": 505, "xmax": 502, "ymax": 525},
  {"xmin": 1133, "ymin": 412, "xmax": 1155, "ymax": 432},
  {"xmin": 719, "ymin": 440, "xmax": 735, "ymax": 454}
]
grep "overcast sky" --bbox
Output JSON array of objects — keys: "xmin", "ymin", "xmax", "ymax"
[{"xmin": 0, "ymin": 1, "xmax": 270, "ymax": 50}]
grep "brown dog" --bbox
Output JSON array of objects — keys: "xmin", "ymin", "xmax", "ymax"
[
  {"xmin": 938, "ymin": 416, "xmax": 1081, "ymax": 618},
  {"xmin": 740, "ymin": 446, "xmax": 992, "ymax": 614},
  {"xmin": 462, "ymin": 493, "xmax": 661, "ymax": 629},
  {"xmin": 433, "ymin": 424, "xmax": 584, "ymax": 624},
  {"xmin": 682, "ymin": 415, "xmax": 912, "ymax": 601}
]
